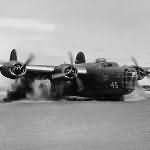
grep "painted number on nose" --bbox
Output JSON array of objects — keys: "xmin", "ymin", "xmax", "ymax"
[{"xmin": 110, "ymin": 82, "xmax": 119, "ymax": 88}]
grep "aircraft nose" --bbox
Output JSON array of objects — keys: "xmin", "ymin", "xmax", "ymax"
[
  {"xmin": 131, "ymin": 71, "xmax": 138, "ymax": 79},
  {"xmin": 124, "ymin": 69, "xmax": 138, "ymax": 90}
]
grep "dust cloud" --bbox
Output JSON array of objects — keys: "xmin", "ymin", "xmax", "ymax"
[
  {"xmin": 125, "ymin": 90, "xmax": 150, "ymax": 102},
  {"xmin": 2, "ymin": 78, "xmax": 150, "ymax": 102},
  {"xmin": 3, "ymin": 78, "xmax": 52, "ymax": 102},
  {"xmin": 27, "ymin": 80, "xmax": 51, "ymax": 99}
]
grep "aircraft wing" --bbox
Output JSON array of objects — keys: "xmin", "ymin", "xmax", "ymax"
[
  {"xmin": 0, "ymin": 49, "xmax": 88, "ymax": 81},
  {"xmin": 25, "ymin": 65, "xmax": 55, "ymax": 80},
  {"xmin": 25, "ymin": 64, "xmax": 87, "ymax": 80},
  {"xmin": 0, "ymin": 62, "xmax": 56, "ymax": 80},
  {"xmin": 21, "ymin": 64, "xmax": 87, "ymax": 93}
]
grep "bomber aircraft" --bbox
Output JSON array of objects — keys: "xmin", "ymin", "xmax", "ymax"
[{"xmin": 0, "ymin": 49, "xmax": 150, "ymax": 101}]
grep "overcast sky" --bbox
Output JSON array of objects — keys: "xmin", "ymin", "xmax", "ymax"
[
  {"xmin": 0, "ymin": 0, "xmax": 150, "ymax": 85},
  {"xmin": 0, "ymin": 0, "xmax": 150, "ymax": 64}
]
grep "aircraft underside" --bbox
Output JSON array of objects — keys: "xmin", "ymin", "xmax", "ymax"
[{"xmin": 51, "ymin": 80, "xmax": 133, "ymax": 101}]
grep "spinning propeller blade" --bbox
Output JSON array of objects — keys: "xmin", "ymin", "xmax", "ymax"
[
  {"xmin": 131, "ymin": 56, "xmax": 146, "ymax": 80},
  {"xmin": 131, "ymin": 57, "xmax": 149, "ymax": 98},
  {"xmin": 22, "ymin": 54, "xmax": 34, "ymax": 68},
  {"xmin": 68, "ymin": 51, "xmax": 74, "ymax": 65},
  {"xmin": 68, "ymin": 51, "xmax": 84, "ymax": 92},
  {"xmin": 52, "ymin": 52, "xmax": 84, "ymax": 97},
  {"xmin": 75, "ymin": 77, "xmax": 84, "ymax": 92},
  {"xmin": 52, "ymin": 73, "xmax": 66, "ymax": 80},
  {"xmin": 131, "ymin": 57, "xmax": 139, "ymax": 67}
]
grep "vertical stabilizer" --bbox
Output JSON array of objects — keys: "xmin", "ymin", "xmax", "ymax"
[
  {"xmin": 10, "ymin": 49, "xmax": 17, "ymax": 61},
  {"xmin": 75, "ymin": 51, "xmax": 86, "ymax": 64}
]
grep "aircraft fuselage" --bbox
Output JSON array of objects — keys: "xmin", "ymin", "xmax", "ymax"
[{"xmin": 54, "ymin": 62, "xmax": 137, "ymax": 100}]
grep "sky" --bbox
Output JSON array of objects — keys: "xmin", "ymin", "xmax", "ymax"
[{"xmin": 0, "ymin": 0, "xmax": 150, "ymax": 85}]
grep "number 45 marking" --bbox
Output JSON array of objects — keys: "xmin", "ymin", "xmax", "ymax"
[{"xmin": 110, "ymin": 82, "xmax": 119, "ymax": 88}]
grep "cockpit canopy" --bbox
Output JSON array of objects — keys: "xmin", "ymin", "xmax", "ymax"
[
  {"xmin": 95, "ymin": 58, "xmax": 119, "ymax": 67},
  {"xmin": 96, "ymin": 58, "xmax": 106, "ymax": 63}
]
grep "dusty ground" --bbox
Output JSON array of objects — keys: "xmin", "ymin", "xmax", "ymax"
[{"xmin": 0, "ymin": 97, "xmax": 150, "ymax": 150}]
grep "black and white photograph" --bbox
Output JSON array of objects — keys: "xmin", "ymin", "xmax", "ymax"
[{"xmin": 0, "ymin": 0, "xmax": 150, "ymax": 149}]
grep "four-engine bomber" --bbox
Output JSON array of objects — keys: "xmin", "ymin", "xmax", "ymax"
[{"xmin": 0, "ymin": 49, "xmax": 150, "ymax": 101}]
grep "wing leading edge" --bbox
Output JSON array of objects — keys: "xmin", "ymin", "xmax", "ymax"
[{"xmin": 25, "ymin": 65, "xmax": 55, "ymax": 80}]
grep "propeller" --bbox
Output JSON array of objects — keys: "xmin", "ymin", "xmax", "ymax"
[
  {"xmin": 68, "ymin": 51, "xmax": 74, "ymax": 65},
  {"xmin": 12, "ymin": 54, "xmax": 34, "ymax": 87},
  {"xmin": 22, "ymin": 54, "xmax": 34, "ymax": 69},
  {"xmin": 67, "ymin": 51, "xmax": 84, "ymax": 92},
  {"xmin": 52, "ymin": 73, "xmax": 66, "ymax": 79},
  {"xmin": 3, "ymin": 53, "xmax": 35, "ymax": 81},
  {"xmin": 131, "ymin": 56, "xmax": 146, "ymax": 80},
  {"xmin": 75, "ymin": 77, "xmax": 84, "ymax": 92},
  {"xmin": 131, "ymin": 57, "xmax": 138, "ymax": 67},
  {"xmin": 131, "ymin": 57, "xmax": 149, "ymax": 98},
  {"xmin": 51, "ymin": 52, "xmax": 84, "ymax": 97}
]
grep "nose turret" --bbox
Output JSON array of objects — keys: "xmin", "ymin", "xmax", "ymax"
[{"xmin": 124, "ymin": 68, "xmax": 138, "ymax": 91}]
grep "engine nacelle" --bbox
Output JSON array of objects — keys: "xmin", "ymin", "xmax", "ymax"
[
  {"xmin": 53, "ymin": 64, "xmax": 78, "ymax": 80},
  {"xmin": 1, "ymin": 62, "xmax": 27, "ymax": 79},
  {"xmin": 64, "ymin": 65, "xmax": 77, "ymax": 79}
]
